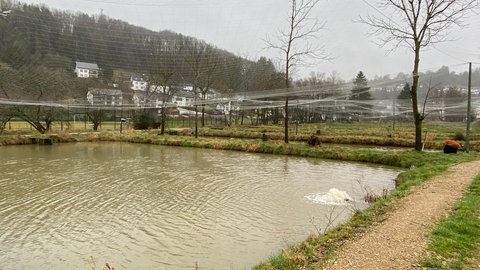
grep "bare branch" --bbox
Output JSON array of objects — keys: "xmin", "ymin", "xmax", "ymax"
[
  {"xmin": 361, "ymin": 0, "xmax": 478, "ymax": 50},
  {"xmin": 265, "ymin": 0, "xmax": 329, "ymax": 77}
]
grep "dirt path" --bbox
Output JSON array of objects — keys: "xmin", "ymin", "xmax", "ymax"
[{"xmin": 323, "ymin": 160, "xmax": 480, "ymax": 270}]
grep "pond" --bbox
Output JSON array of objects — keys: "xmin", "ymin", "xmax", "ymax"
[{"xmin": 0, "ymin": 143, "xmax": 402, "ymax": 269}]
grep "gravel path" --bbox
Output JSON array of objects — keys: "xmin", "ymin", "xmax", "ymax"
[{"xmin": 322, "ymin": 160, "xmax": 480, "ymax": 270}]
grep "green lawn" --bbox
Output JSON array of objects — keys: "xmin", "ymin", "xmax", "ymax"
[{"xmin": 421, "ymin": 175, "xmax": 480, "ymax": 270}]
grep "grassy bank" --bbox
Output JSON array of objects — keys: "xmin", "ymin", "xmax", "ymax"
[
  {"xmin": 2, "ymin": 121, "xmax": 479, "ymax": 150},
  {"xmin": 420, "ymin": 175, "xmax": 480, "ymax": 270},
  {"xmin": 1, "ymin": 129, "xmax": 479, "ymax": 269}
]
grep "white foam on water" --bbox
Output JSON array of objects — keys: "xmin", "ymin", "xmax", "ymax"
[{"xmin": 305, "ymin": 188, "xmax": 354, "ymax": 205}]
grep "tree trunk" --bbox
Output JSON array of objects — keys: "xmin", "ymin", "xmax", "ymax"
[
  {"xmin": 411, "ymin": 45, "xmax": 423, "ymax": 151},
  {"xmin": 284, "ymin": 96, "xmax": 289, "ymax": 143},
  {"xmin": 201, "ymin": 93, "xmax": 206, "ymax": 127},
  {"xmin": 194, "ymin": 105, "xmax": 198, "ymax": 138},
  {"xmin": 45, "ymin": 119, "xmax": 52, "ymax": 132},
  {"xmin": 160, "ymin": 107, "xmax": 166, "ymax": 135}
]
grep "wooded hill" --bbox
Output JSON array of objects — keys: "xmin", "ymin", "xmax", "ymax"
[{"xmin": 0, "ymin": 0, "xmax": 288, "ymax": 97}]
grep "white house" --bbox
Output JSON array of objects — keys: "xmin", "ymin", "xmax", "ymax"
[
  {"xmin": 172, "ymin": 89, "xmax": 195, "ymax": 107},
  {"xmin": 87, "ymin": 88, "xmax": 123, "ymax": 106},
  {"xmin": 130, "ymin": 74, "xmax": 148, "ymax": 91},
  {"xmin": 132, "ymin": 91, "xmax": 168, "ymax": 108},
  {"xmin": 75, "ymin": 62, "xmax": 99, "ymax": 78}
]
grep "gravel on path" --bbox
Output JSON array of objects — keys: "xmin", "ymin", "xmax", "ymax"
[{"xmin": 322, "ymin": 160, "xmax": 480, "ymax": 270}]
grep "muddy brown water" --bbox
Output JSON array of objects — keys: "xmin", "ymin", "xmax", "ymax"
[{"xmin": 0, "ymin": 142, "xmax": 401, "ymax": 269}]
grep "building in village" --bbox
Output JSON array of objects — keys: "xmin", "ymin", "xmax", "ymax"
[
  {"xmin": 91, "ymin": 72, "xmax": 227, "ymax": 116},
  {"xmin": 130, "ymin": 74, "xmax": 148, "ymax": 91},
  {"xmin": 87, "ymin": 88, "xmax": 123, "ymax": 106},
  {"xmin": 75, "ymin": 62, "xmax": 99, "ymax": 78}
]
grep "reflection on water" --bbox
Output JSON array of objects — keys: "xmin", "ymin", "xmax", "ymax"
[{"xmin": 0, "ymin": 143, "xmax": 401, "ymax": 269}]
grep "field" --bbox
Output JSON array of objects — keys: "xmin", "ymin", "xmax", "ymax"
[{"xmin": 4, "ymin": 119, "xmax": 478, "ymax": 151}]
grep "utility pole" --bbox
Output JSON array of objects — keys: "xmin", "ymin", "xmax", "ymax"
[{"xmin": 465, "ymin": 62, "xmax": 472, "ymax": 153}]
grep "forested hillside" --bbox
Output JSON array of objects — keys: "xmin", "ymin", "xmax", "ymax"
[{"xmin": 0, "ymin": 0, "xmax": 275, "ymax": 93}]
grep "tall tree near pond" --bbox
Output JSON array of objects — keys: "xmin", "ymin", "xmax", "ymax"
[
  {"xmin": 265, "ymin": 0, "xmax": 328, "ymax": 143},
  {"xmin": 197, "ymin": 45, "xmax": 219, "ymax": 127},
  {"xmin": 361, "ymin": 0, "xmax": 477, "ymax": 151},
  {"xmin": 182, "ymin": 38, "xmax": 206, "ymax": 138},
  {"xmin": 146, "ymin": 36, "xmax": 182, "ymax": 135}
]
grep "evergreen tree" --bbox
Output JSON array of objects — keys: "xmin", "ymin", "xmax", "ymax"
[
  {"xmin": 349, "ymin": 71, "xmax": 372, "ymax": 120},
  {"xmin": 397, "ymin": 83, "xmax": 411, "ymax": 100},
  {"xmin": 350, "ymin": 71, "xmax": 371, "ymax": 100}
]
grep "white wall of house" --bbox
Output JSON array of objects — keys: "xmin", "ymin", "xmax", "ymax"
[
  {"xmin": 131, "ymin": 80, "xmax": 147, "ymax": 91},
  {"xmin": 87, "ymin": 89, "xmax": 123, "ymax": 106},
  {"xmin": 75, "ymin": 62, "xmax": 99, "ymax": 78},
  {"xmin": 76, "ymin": 68, "xmax": 90, "ymax": 78},
  {"xmin": 172, "ymin": 95, "xmax": 194, "ymax": 107}
]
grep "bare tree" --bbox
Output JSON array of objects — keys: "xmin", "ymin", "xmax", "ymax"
[
  {"xmin": 197, "ymin": 46, "xmax": 219, "ymax": 127},
  {"xmin": 86, "ymin": 109, "xmax": 105, "ymax": 131},
  {"xmin": 10, "ymin": 66, "xmax": 69, "ymax": 134},
  {"xmin": 361, "ymin": 0, "xmax": 477, "ymax": 151},
  {"xmin": 147, "ymin": 38, "xmax": 182, "ymax": 134},
  {"xmin": 182, "ymin": 38, "xmax": 207, "ymax": 138},
  {"xmin": 266, "ymin": 0, "xmax": 328, "ymax": 143}
]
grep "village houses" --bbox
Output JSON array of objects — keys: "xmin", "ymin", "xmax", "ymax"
[{"xmin": 80, "ymin": 67, "xmax": 227, "ymax": 116}]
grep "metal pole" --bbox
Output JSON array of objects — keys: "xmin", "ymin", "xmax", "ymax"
[
  {"xmin": 392, "ymin": 98, "xmax": 396, "ymax": 133},
  {"xmin": 465, "ymin": 62, "xmax": 472, "ymax": 153}
]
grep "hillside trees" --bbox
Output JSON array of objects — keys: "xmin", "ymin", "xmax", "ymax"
[
  {"xmin": 361, "ymin": 0, "xmax": 477, "ymax": 151},
  {"xmin": 242, "ymin": 57, "xmax": 284, "ymax": 125}
]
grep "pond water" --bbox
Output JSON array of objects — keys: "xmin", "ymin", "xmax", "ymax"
[{"xmin": 0, "ymin": 143, "xmax": 402, "ymax": 269}]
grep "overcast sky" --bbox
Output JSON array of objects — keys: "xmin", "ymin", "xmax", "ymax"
[{"xmin": 14, "ymin": 0, "xmax": 480, "ymax": 81}]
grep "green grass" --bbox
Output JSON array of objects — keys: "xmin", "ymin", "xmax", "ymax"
[
  {"xmin": 420, "ymin": 175, "xmax": 480, "ymax": 270},
  {"xmin": 3, "ymin": 121, "xmax": 479, "ymax": 150}
]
